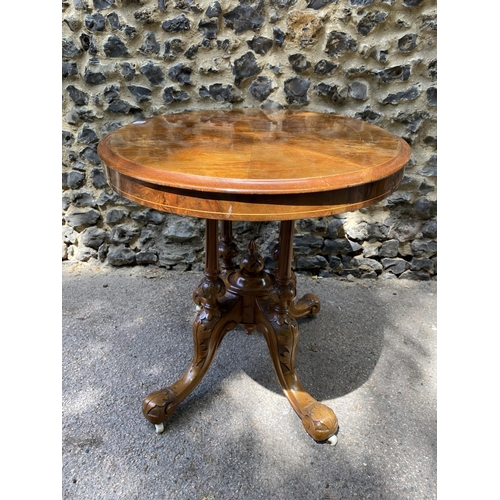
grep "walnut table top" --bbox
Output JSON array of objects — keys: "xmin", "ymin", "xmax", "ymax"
[{"xmin": 97, "ymin": 109, "xmax": 410, "ymax": 221}]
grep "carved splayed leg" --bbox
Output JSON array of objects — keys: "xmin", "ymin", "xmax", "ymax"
[
  {"xmin": 143, "ymin": 219, "xmax": 238, "ymax": 431},
  {"xmin": 258, "ymin": 221, "xmax": 338, "ymax": 442}
]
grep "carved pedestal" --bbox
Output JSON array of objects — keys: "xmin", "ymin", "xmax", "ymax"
[{"xmin": 142, "ymin": 219, "xmax": 338, "ymax": 443}]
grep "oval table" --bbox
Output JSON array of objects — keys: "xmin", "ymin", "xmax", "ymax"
[{"xmin": 97, "ymin": 109, "xmax": 411, "ymax": 444}]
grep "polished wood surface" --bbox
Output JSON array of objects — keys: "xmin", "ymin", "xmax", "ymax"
[{"xmin": 98, "ymin": 109, "xmax": 410, "ymax": 221}]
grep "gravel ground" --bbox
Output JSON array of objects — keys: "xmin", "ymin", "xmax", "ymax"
[{"xmin": 62, "ymin": 261, "xmax": 437, "ymax": 499}]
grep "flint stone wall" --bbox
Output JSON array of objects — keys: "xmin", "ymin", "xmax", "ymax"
[{"xmin": 62, "ymin": 0, "xmax": 437, "ymax": 280}]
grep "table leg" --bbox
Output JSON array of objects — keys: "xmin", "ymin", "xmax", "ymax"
[
  {"xmin": 142, "ymin": 219, "xmax": 239, "ymax": 431},
  {"xmin": 271, "ymin": 238, "xmax": 321, "ymax": 319},
  {"xmin": 256, "ymin": 221, "xmax": 338, "ymax": 442}
]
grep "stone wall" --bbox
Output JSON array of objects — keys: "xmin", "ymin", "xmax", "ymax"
[{"xmin": 62, "ymin": 0, "xmax": 437, "ymax": 280}]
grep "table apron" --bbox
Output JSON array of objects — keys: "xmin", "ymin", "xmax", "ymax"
[{"xmin": 104, "ymin": 166, "xmax": 403, "ymax": 221}]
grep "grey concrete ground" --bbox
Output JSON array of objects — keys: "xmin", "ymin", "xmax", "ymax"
[{"xmin": 62, "ymin": 261, "xmax": 437, "ymax": 500}]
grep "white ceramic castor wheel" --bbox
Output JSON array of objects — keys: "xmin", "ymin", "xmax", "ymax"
[
  {"xmin": 327, "ymin": 434, "xmax": 338, "ymax": 446},
  {"xmin": 155, "ymin": 423, "xmax": 165, "ymax": 434}
]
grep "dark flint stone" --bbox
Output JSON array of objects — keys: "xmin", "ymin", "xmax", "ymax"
[
  {"xmin": 173, "ymin": 0, "xmax": 203, "ymax": 13},
  {"xmin": 270, "ymin": 0, "xmax": 297, "ymax": 7},
  {"xmin": 63, "ymin": 62, "xmax": 78, "ymax": 78},
  {"xmin": 120, "ymin": 62, "xmax": 136, "ymax": 80},
  {"xmin": 110, "ymin": 224, "xmax": 140, "ymax": 244},
  {"xmin": 132, "ymin": 210, "xmax": 165, "ymax": 225},
  {"xmin": 72, "ymin": 190, "xmax": 96, "ymax": 208},
  {"xmin": 398, "ymin": 33, "xmax": 418, "ymax": 52},
  {"xmin": 107, "ymin": 245, "xmax": 136, "ymax": 266},
  {"xmin": 350, "ymin": 0, "xmax": 374, "ymax": 4},
  {"xmin": 184, "ymin": 44, "xmax": 199, "ymax": 59},
  {"xmin": 93, "ymin": 0, "xmax": 114, "ymax": 10},
  {"xmin": 206, "ymin": 1, "xmax": 222, "ymax": 17},
  {"xmin": 80, "ymin": 145, "xmax": 102, "ymax": 164},
  {"xmin": 105, "ymin": 209, "xmax": 128, "ymax": 224},
  {"xmin": 288, "ymin": 53, "xmax": 311, "ymax": 73},
  {"xmin": 427, "ymin": 87, "xmax": 437, "ymax": 106},
  {"xmin": 296, "ymin": 256, "xmax": 328, "ymax": 271},
  {"xmin": 323, "ymin": 238, "xmax": 353, "ymax": 254},
  {"xmin": 163, "ymin": 87, "xmax": 190, "ymax": 104},
  {"xmin": 81, "ymin": 227, "xmax": 107, "ymax": 250},
  {"xmin": 62, "ymin": 38, "xmax": 82, "ymax": 58},
  {"xmin": 106, "ymin": 99, "xmax": 142, "ymax": 113},
  {"xmin": 421, "ymin": 220, "xmax": 437, "ymax": 239},
  {"xmin": 162, "ymin": 14, "xmax": 191, "ymax": 32},
  {"xmin": 348, "ymin": 81, "xmax": 367, "ymax": 100},
  {"xmin": 198, "ymin": 19, "xmax": 219, "ymax": 39},
  {"xmin": 357, "ymin": 11, "xmax": 387, "ymax": 36},
  {"xmin": 66, "ymin": 171, "xmax": 85, "ymax": 189},
  {"xmin": 164, "ymin": 38, "xmax": 185, "ymax": 59},
  {"xmin": 314, "ymin": 59, "xmax": 337, "ymax": 74},
  {"xmin": 217, "ymin": 39, "xmax": 231, "ymax": 51},
  {"xmin": 413, "ymin": 198, "xmax": 437, "ymax": 219},
  {"xmin": 199, "ymin": 84, "xmax": 238, "ymax": 103},
  {"xmin": 381, "ymin": 258, "xmax": 409, "ymax": 275},
  {"xmin": 80, "ymin": 33, "xmax": 98, "ymax": 54},
  {"xmin": 273, "ymin": 26, "xmax": 285, "ymax": 47},
  {"xmin": 85, "ymin": 13, "xmax": 106, "ymax": 31},
  {"xmin": 140, "ymin": 61, "xmax": 166, "ymax": 86},
  {"xmin": 83, "ymin": 68, "xmax": 106, "ymax": 85},
  {"xmin": 314, "ymin": 82, "xmax": 343, "ymax": 102},
  {"xmin": 247, "ymin": 36, "xmax": 273, "ymax": 55},
  {"xmin": 284, "ymin": 77, "xmax": 310, "ymax": 104},
  {"xmin": 62, "ymin": 131, "xmax": 75, "ymax": 146},
  {"xmin": 67, "ymin": 85, "xmax": 89, "ymax": 106},
  {"xmin": 410, "ymin": 258, "xmax": 435, "ymax": 273},
  {"xmin": 411, "ymin": 238, "xmax": 437, "ymax": 257},
  {"xmin": 420, "ymin": 15, "xmax": 437, "ymax": 31},
  {"xmin": 373, "ymin": 65, "xmax": 411, "ymax": 83},
  {"xmin": 249, "ymin": 76, "xmax": 273, "ymax": 101},
  {"xmin": 378, "ymin": 50, "xmax": 389, "ymax": 63},
  {"xmin": 65, "ymin": 208, "xmax": 100, "ymax": 230},
  {"xmin": 122, "ymin": 25, "xmax": 137, "ymax": 39},
  {"xmin": 73, "ymin": 0, "xmax": 87, "ymax": 10},
  {"xmin": 307, "ymin": 0, "xmax": 336, "ymax": 9},
  {"xmin": 403, "ymin": 0, "xmax": 424, "ymax": 6},
  {"xmin": 380, "ymin": 85, "xmax": 420, "ymax": 104},
  {"xmin": 136, "ymin": 251, "xmax": 158, "ymax": 265},
  {"xmin": 355, "ymin": 108, "xmax": 383, "ymax": 124},
  {"xmin": 232, "ymin": 51, "xmax": 262, "ymax": 86},
  {"xmin": 103, "ymin": 35, "xmax": 129, "ymax": 57},
  {"xmin": 325, "ymin": 31, "xmax": 357, "ymax": 57},
  {"xmin": 127, "ymin": 85, "xmax": 152, "ymax": 103},
  {"xmin": 294, "ymin": 234, "xmax": 324, "ymax": 254},
  {"xmin": 103, "ymin": 85, "xmax": 120, "ymax": 103},
  {"xmin": 223, "ymin": 1, "xmax": 265, "ymax": 34},
  {"xmin": 428, "ymin": 60, "xmax": 437, "ymax": 80},
  {"xmin": 168, "ymin": 63, "xmax": 192, "ymax": 85},
  {"xmin": 91, "ymin": 168, "xmax": 108, "ymax": 189},
  {"xmin": 107, "ymin": 12, "xmax": 121, "ymax": 30},
  {"xmin": 139, "ymin": 33, "xmax": 160, "ymax": 54},
  {"xmin": 78, "ymin": 126, "xmax": 98, "ymax": 144},
  {"xmin": 380, "ymin": 239, "xmax": 399, "ymax": 258},
  {"xmin": 394, "ymin": 111, "xmax": 430, "ymax": 133}
]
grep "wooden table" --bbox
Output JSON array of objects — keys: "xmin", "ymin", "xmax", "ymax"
[{"xmin": 97, "ymin": 109, "xmax": 410, "ymax": 444}]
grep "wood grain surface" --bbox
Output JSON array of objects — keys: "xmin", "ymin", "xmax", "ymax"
[{"xmin": 97, "ymin": 109, "xmax": 410, "ymax": 221}]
